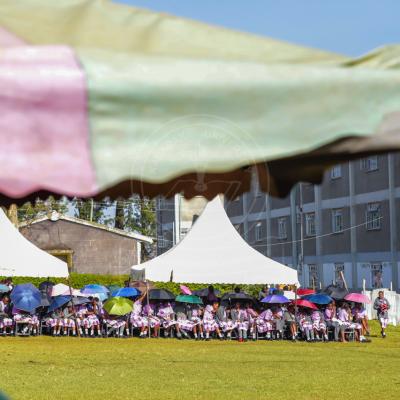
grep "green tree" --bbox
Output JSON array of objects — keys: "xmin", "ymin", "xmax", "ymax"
[
  {"xmin": 17, "ymin": 196, "xmax": 68, "ymax": 223},
  {"xmin": 72, "ymin": 198, "xmax": 112, "ymax": 224}
]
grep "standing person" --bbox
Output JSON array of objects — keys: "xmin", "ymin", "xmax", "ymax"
[
  {"xmin": 0, "ymin": 295, "xmax": 13, "ymax": 335},
  {"xmin": 373, "ymin": 291, "xmax": 390, "ymax": 338}
]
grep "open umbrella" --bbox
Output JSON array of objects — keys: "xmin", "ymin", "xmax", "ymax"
[
  {"xmin": 48, "ymin": 295, "xmax": 72, "ymax": 312},
  {"xmin": 180, "ymin": 285, "xmax": 192, "ymax": 295},
  {"xmin": 128, "ymin": 280, "xmax": 155, "ymax": 293},
  {"xmin": 111, "ymin": 287, "xmax": 141, "ymax": 298},
  {"xmin": 73, "ymin": 296, "xmax": 91, "ymax": 306},
  {"xmin": 322, "ymin": 286, "xmax": 348, "ymax": 300},
  {"xmin": 292, "ymin": 299, "xmax": 318, "ymax": 310},
  {"xmin": 175, "ymin": 295, "xmax": 203, "ymax": 304},
  {"xmin": 51, "ymin": 283, "xmax": 71, "ymax": 297},
  {"xmin": 221, "ymin": 292, "xmax": 255, "ymax": 302},
  {"xmin": 302, "ymin": 293, "xmax": 333, "ymax": 305},
  {"xmin": 297, "ymin": 288, "xmax": 315, "ymax": 296},
  {"xmin": 2, "ymin": 1, "xmax": 399, "ymax": 206},
  {"xmin": 261, "ymin": 295, "xmax": 290, "ymax": 304},
  {"xmin": 192, "ymin": 288, "xmax": 221, "ymax": 297},
  {"xmin": 38, "ymin": 281, "xmax": 55, "ymax": 292},
  {"xmin": 81, "ymin": 284, "xmax": 109, "ymax": 294},
  {"xmin": 148, "ymin": 289, "xmax": 175, "ymax": 301},
  {"xmin": 0, "ymin": 284, "xmax": 10, "ymax": 293},
  {"xmin": 11, "ymin": 284, "xmax": 41, "ymax": 312},
  {"xmin": 344, "ymin": 293, "xmax": 371, "ymax": 304},
  {"xmin": 107, "ymin": 285, "xmax": 121, "ymax": 293},
  {"xmin": 103, "ymin": 297, "xmax": 133, "ymax": 316}
]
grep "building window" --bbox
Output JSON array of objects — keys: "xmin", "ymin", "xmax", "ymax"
[
  {"xmin": 308, "ymin": 264, "xmax": 318, "ymax": 287},
  {"xmin": 255, "ymin": 222, "xmax": 262, "ymax": 242},
  {"xmin": 334, "ymin": 263, "xmax": 345, "ymax": 288},
  {"xmin": 278, "ymin": 217, "xmax": 287, "ymax": 239},
  {"xmin": 330, "ymin": 165, "xmax": 342, "ymax": 179},
  {"xmin": 305, "ymin": 213, "xmax": 316, "ymax": 236},
  {"xmin": 371, "ymin": 263, "xmax": 383, "ymax": 288},
  {"xmin": 158, "ymin": 234, "xmax": 167, "ymax": 248},
  {"xmin": 366, "ymin": 203, "xmax": 381, "ymax": 230},
  {"xmin": 331, "ymin": 209, "xmax": 343, "ymax": 233},
  {"xmin": 360, "ymin": 156, "xmax": 378, "ymax": 172}
]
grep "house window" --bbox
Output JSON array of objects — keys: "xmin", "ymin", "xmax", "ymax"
[
  {"xmin": 366, "ymin": 203, "xmax": 381, "ymax": 230},
  {"xmin": 360, "ymin": 156, "xmax": 378, "ymax": 172},
  {"xmin": 305, "ymin": 213, "xmax": 316, "ymax": 236},
  {"xmin": 158, "ymin": 234, "xmax": 167, "ymax": 248},
  {"xmin": 278, "ymin": 217, "xmax": 287, "ymax": 239},
  {"xmin": 330, "ymin": 165, "xmax": 342, "ymax": 179},
  {"xmin": 371, "ymin": 263, "xmax": 383, "ymax": 288},
  {"xmin": 255, "ymin": 222, "xmax": 262, "ymax": 242},
  {"xmin": 331, "ymin": 209, "xmax": 343, "ymax": 233},
  {"xmin": 308, "ymin": 264, "xmax": 318, "ymax": 287},
  {"xmin": 334, "ymin": 263, "xmax": 345, "ymax": 288}
]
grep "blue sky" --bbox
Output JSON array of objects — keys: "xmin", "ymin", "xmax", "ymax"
[{"xmin": 115, "ymin": 0, "xmax": 399, "ymax": 56}]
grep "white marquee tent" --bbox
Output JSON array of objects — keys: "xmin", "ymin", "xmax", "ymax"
[
  {"xmin": 131, "ymin": 197, "xmax": 299, "ymax": 285},
  {"xmin": 0, "ymin": 209, "xmax": 68, "ymax": 277}
]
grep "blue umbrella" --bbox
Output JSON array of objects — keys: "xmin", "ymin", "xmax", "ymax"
[
  {"xmin": 111, "ymin": 287, "xmax": 141, "ymax": 298},
  {"xmin": 81, "ymin": 284, "xmax": 109, "ymax": 295},
  {"xmin": 302, "ymin": 293, "xmax": 333, "ymax": 305},
  {"xmin": 261, "ymin": 294, "xmax": 290, "ymax": 304},
  {"xmin": 11, "ymin": 284, "xmax": 41, "ymax": 312},
  {"xmin": 48, "ymin": 295, "xmax": 72, "ymax": 312}
]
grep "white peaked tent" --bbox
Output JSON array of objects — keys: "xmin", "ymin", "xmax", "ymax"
[
  {"xmin": 0, "ymin": 209, "xmax": 68, "ymax": 277},
  {"xmin": 131, "ymin": 197, "xmax": 299, "ymax": 285}
]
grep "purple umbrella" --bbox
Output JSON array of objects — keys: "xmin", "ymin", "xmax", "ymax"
[{"xmin": 261, "ymin": 295, "xmax": 290, "ymax": 304}]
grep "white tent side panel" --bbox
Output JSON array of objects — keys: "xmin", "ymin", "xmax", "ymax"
[
  {"xmin": 132, "ymin": 197, "xmax": 299, "ymax": 285},
  {"xmin": 0, "ymin": 210, "xmax": 68, "ymax": 277}
]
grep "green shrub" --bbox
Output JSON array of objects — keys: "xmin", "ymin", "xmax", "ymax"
[{"xmin": 0, "ymin": 274, "xmax": 264, "ymax": 297}]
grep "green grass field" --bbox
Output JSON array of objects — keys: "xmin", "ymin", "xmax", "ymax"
[{"xmin": 1, "ymin": 322, "xmax": 400, "ymax": 400}]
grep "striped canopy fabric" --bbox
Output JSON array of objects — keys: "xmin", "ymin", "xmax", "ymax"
[{"xmin": 0, "ymin": 0, "xmax": 400, "ymax": 205}]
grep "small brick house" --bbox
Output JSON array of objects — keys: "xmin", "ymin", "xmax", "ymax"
[{"xmin": 19, "ymin": 212, "xmax": 153, "ymax": 275}]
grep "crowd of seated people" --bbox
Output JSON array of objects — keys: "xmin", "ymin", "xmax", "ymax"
[{"xmin": 0, "ymin": 283, "xmax": 377, "ymax": 342}]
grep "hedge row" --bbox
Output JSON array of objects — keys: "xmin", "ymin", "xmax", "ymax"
[{"xmin": 0, "ymin": 274, "xmax": 265, "ymax": 297}]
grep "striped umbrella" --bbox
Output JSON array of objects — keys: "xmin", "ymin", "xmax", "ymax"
[{"xmin": 1, "ymin": 1, "xmax": 400, "ymax": 205}]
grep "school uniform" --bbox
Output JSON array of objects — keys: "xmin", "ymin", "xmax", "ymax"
[
  {"xmin": 337, "ymin": 307, "xmax": 361, "ymax": 330},
  {"xmin": 296, "ymin": 311, "xmax": 314, "ymax": 341},
  {"xmin": 142, "ymin": 304, "xmax": 160, "ymax": 328},
  {"xmin": 82, "ymin": 304, "xmax": 100, "ymax": 328},
  {"xmin": 256, "ymin": 309, "xmax": 273, "ymax": 334},
  {"xmin": 271, "ymin": 307, "xmax": 285, "ymax": 333},
  {"xmin": 202, "ymin": 305, "xmax": 219, "ymax": 332},
  {"xmin": 231, "ymin": 308, "xmax": 249, "ymax": 340},
  {"xmin": 373, "ymin": 297, "xmax": 390, "ymax": 329},
  {"xmin": 130, "ymin": 300, "xmax": 146, "ymax": 328},
  {"xmin": 157, "ymin": 303, "xmax": 177, "ymax": 329},
  {"xmin": 216, "ymin": 306, "xmax": 235, "ymax": 333},
  {"xmin": 324, "ymin": 308, "xmax": 341, "ymax": 341},
  {"xmin": 176, "ymin": 311, "xmax": 195, "ymax": 332},
  {"xmin": 311, "ymin": 310, "xmax": 327, "ymax": 332},
  {"xmin": 0, "ymin": 301, "xmax": 13, "ymax": 330},
  {"xmin": 61, "ymin": 307, "xmax": 76, "ymax": 329}
]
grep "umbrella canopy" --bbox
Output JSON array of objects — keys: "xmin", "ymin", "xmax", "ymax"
[
  {"xmin": 103, "ymin": 297, "xmax": 133, "ymax": 316},
  {"xmin": 192, "ymin": 288, "xmax": 221, "ymax": 297},
  {"xmin": 48, "ymin": 295, "xmax": 72, "ymax": 312},
  {"xmin": 107, "ymin": 285, "xmax": 122, "ymax": 293},
  {"xmin": 40, "ymin": 292, "xmax": 51, "ymax": 307},
  {"xmin": 148, "ymin": 289, "xmax": 175, "ymax": 301},
  {"xmin": 297, "ymin": 289, "xmax": 315, "ymax": 296},
  {"xmin": 10, "ymin": 284, "xmax": 41, "ymax": 312},
  {"xmin": 221, "ymin": 292, "xmax": 255, "ymax": 302},
  {"xmin": 38, "ymin": 281, "xmax": 55, "ymax": 292},
  {"xmin": 175, "ymin": 295, "xmax": 203, "ymax": 304},
  {"xmin": 283, "ymin": 291, "xmax": 296, "ymax": 300},
  {"xmin": 292, "ymin": 299, "xmax": 318, "ymax": 310},
  {"xmin": 128, "ymin": 280, "xmax": 155, "ymax": 293},
  {"xmin": 0, "ymin": 284, "xmax": 10, "ymax": 293},
  {"xmin": 73, "ymin": 296, "xmax": 91, "ymax": 306},
  {"xmin": 344, "ymin": 293, "xmax": 371, "ymax": 304},
  {"xmin": 180, "ymin": 285, "xmax": 192, "ymax": 295},
  {"xmin": 261, "ymin": 295, "xmax": 290, "ymax": 304},
  {"xmin": 51, "ymin": 283, "xmax": 71, "ymax": 297},
  {"xmin": 111, "ymin": 287, "xmax": 141, "ymax": 298},
  {"xmin": 81, "ymin": 284, "xmax": 109, "ymax": 295},
  {"xmin": 302, "ymin": 293, "xmax": 333, "ymax": 305},
  {"xmin": 322, "ymin": 286, "xmax": 348, "ymax": 300},
  {"xmin": 1, "ymin": 1, "xmax": 400, "ymax": 205}
]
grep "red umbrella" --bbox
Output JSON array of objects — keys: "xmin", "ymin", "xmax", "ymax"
[
  {"xmin": 296, "ymin": 288, "xmax": 315, "ymax": 296},
  {"xmin": 292, "ymin": 299, "xmax": 318, "ymax": 310}
]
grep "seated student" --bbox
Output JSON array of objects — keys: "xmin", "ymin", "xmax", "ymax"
[
  {"xmin": 352, "ymin": 303, "xmax": 368, "ymax": 342},
  {"xmin": 324, "ymin": 302, "xmax": 341, "ymax": 342},
  {"xmin": 74, "ymin": 303, "xmax": 87, "ymax": 337},
  {"xmin": 141, "ymin": 301, "xmax": 160, "ymax": 338},
  {"xmin": 186, "ymin": 304, "xmax": 204, "ymax": 340},
  {"xmin": 45, "ymin": 307, "xmax": 62, "ymax": 336},
  {"xmin": 337, "ymin": 303, "xmax": 362, "ymax": 342},
  {"xmin": 12, "ymin": 307, "xmax": 39, "ymax": 336},
  {"xmin": 311, "ymin": 308, "xmax": 328, "ymax": 341},
  {"xmin": 103, "ymin": 312, "xmax": 128, "ymax": 338},
  {"xmin": 231, "ymin": 302, "xmax": 249, "ymax": 342},
  {"xmin": 157, "ymin": 301, "xmax": 181, "ymax": 338},
  {"xmin": 175, "ymin": 307, "xmax": 193, "ymax": 339},
  {"xmin": 283, "ymin": 304, "xmax": 297, "ymax": 341},
  {"xmin": 256, "ymin": 307, "xmax": 273, "ymax": 339},
  {"xmin": 296, "ymin": 308, "xmax": 314, "ymax": 342},
  {"xmin": 216, "ymin": 304, "xmax": 235, "ymax": 340},
  {"xmin": 203, "ymin": 302, "xmax": 223, "ymax": 341},
  {"xmin": 0, "ymin": 295, "xmax": 13, "ymax": 335},
  {"xmin": 245, "ymin": 302, "xmax": 258, "ymax": 341},
  {"xmin": 61, "ymin": 304, "xmax": 77, "ymax": 336},
  {"xmin": 271, "ymin": 305, "xmax": 285, "ymax": 340},
  {"xmin": 82, "ymin": 297, "xmax": 102, "ymax": 337}
]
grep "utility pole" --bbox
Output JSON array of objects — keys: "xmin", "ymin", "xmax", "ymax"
[{"xmin": 299, "ymin": 183, "xmax": 304, "ymax": 286}]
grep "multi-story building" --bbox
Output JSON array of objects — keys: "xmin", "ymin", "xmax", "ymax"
[{"xmin": 156, "ymin": 153, "xmax": 400, "ymax": 291}]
